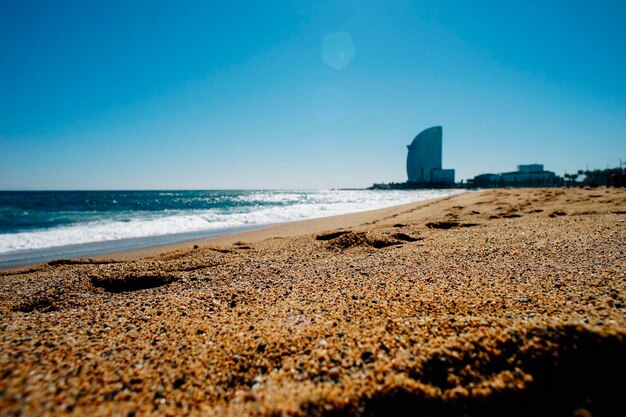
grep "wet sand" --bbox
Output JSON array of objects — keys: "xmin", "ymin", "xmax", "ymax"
[{"xmin": 1, "ymin": 187, "xmax": 625, "ymax": 416}]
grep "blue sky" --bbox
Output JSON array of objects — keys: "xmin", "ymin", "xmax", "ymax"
[{"xmin": 1, "ymin": 0, "xmax": 624, "ymax": 189}]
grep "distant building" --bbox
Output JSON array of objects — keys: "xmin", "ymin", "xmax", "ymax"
[
  {"xmin": 517, "ymin": 164, "xmax": 544, "ymax": 173},
  {"xmin": 431, "ymin": 168, "xmax": 455, "ymax": 184},
  {"xmin": 472, "ymin": 173, "xmax": 500, "ymax": 188},
  {"xmin": 470, "ymin": 164, "xmax": 562, "ymax": 188},
  {"xmin": 406, "ymin": 126, "xmax": 455, "ymax": 185}
]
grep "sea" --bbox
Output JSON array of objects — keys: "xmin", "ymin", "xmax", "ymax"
[{"xmin": 0, "ymin": 189, "xmax": 463, "ymax": 268}]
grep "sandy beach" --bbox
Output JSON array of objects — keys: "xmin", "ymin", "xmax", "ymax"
[{"xmin": 1, "ymin": 187, "xmax": 625, "ymax": 416}]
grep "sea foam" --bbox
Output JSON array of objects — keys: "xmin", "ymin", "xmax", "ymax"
[{"xmin": 0, "ymin": 189, "xmax": 463, "ymax": 255}]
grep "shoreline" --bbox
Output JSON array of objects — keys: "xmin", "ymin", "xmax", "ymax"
[
  {"xmin": 95, "ymin": 193, "xmax": 463, "ymax": 260},
  {"xmin": 0, "ymin": 192, "xmax": 464, "ymax": 271},
  {"xmin": 1, "ymin": 187, "xmax": 624, "ymax": 416}
]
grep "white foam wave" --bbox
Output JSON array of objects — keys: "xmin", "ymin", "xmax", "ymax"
[{"xmin": 0, "ymin": 190, "xmax": 463, "ymax": 254}]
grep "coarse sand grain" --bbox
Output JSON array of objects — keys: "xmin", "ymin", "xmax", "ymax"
[{"xmin": 1, "ymin": 187, "xmax": 625, "ymax": 417}]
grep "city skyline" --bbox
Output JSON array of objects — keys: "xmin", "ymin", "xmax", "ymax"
[{"xmin": 1, "ymin": 1, "xmax": 625, "ymax": 190}]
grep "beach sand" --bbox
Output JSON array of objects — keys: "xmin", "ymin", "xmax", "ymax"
[{"xmin": 1, "ymin": 187, "xmax": 625, "ymax": 416}]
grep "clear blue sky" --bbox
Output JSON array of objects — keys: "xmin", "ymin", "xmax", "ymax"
[{"xmin": 1, "ymin": 0, "xmax": 624, "ymax": 189}]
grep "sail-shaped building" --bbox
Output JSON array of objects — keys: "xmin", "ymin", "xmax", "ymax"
[{"xmin": 406, "ymin": 126, "xmax": 455, "ymax": 184}]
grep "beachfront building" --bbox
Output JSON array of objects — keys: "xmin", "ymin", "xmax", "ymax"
[
  {"xmin": 470, "ymin": 164, "xmax": 562, "ymax": 188},
  {"xmin": 406, "ymin": 126, "xmax": 455, "ymax": 185},
  {"xmin": 501, "ymin": 164, "xmax": 557, "ymax": 183},
  {"xmin": 517, "ymin": 164, "xmax": 544, "ymax": 174},
  {"xmin": 472, "ymin": 173, "xmax": 501, "ymax": 188}
]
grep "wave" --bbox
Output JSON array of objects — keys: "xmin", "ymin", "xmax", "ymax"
[{"xmin": 0, "ymin": 189, "xmax": 463, "ymax": 254}]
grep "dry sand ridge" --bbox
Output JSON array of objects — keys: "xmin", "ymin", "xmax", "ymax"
[{"xmin": 1, "ymin": 187, "xmax": 625, "ymax": 416}]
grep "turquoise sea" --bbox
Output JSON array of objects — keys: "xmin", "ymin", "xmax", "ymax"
[{"xmin": 0, "ymin": 189, "xmax": 462, "ymax": 267}]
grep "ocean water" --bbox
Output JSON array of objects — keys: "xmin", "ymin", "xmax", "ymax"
[{"xmin": 0, "ymin": 189, "xmax": 463, "ymax": 267}]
